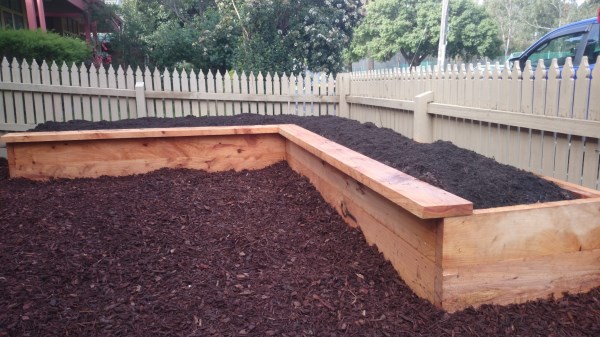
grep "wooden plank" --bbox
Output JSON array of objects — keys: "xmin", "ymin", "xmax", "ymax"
[
  {"xmin": 137, "ymin": 91, "xmax": 340, "ymax": 104},
  {"xmin": 281, "ymin": 73, "xmax": 290, "ymax": 114},
  {"xmin": 129, "ymin": 67, "xmax": 139, "ymax": 117},
  {"xmin": 278, "ymin": 125, "xmax": 473, "ymax": 219},
  {"xmin": 427, "ymin": 103, "xmax": 600, "ymax": 139},
  {"xmin": 581, "ymin": 137, "xmax": 599, "ymax": 190},
  {"xmin": 248, "ymin": 72, "xmax": 257, "ymax": 114},
  {"xmin": 346, "ymin": 96, "xmax": 415, "ymax": 111},
  {"xmin": 215, "ymin": 71, "xmax": 225, "ymax": 116},
  {"xmin": 541, "ymin": 131, "xmax": 556, "ymax": 177},
  {"xmin": 507, "ymin": 61, "xmax": 522, "ymax": 112},
  {"xmin": 116, "ymin": 66, "xmax": 128, "ymax": 119},
  {"xmin": 206, "ymin": 70, "xmax": 218, "ymax": 116},
  {"xmin": 70, "ymin": 63, "xmax": 82, "ymax": 120},
  {"xmin": 1, "ymin": 125, "xmax": 281, "ymax": 143},
  {"xmin": 286, "ymin": 141, "xmax": 440, "ymax": 303},
  {"xmin": 172, "ymin": 68, "xmax": 183, "ymax": 117},
  {"xmin": 21, "ymin": 60, "xmax": 35, "ymax": 124},
  {"xmin": 199, "ymin": 70, "xmax": 209, "ymax": 116},
  {"xmin": 39, "ymin": 61, "xmax": 53, "ymax": 123},
  {"xmin": 163, "ymin": 68, "xmax": 174, "ymax": 118},
  {"xmin": 50, "ymin": 62, "xmax": 63, "ymax": 122},
  {"xmin": 558, "ymin": 58, "xmax": 575, "ymax": 118},
  {"xmin": 568, "ymin": 136, "xmax": 585, "ymax": 184},
  {"xmin": 189, "ymin": 69, "xmax": 200, "ymax": 116},
  {"xmin": 8, "ymin": 133, "xmax": 286, "ymax": 180},
  {"xmin": 272, "ymin": 73, "xmax": 281, "ymax": 115},
  {"xmin": 545, "ymin": 59, "xmax": 561, "ymax": 116},
  {"xmin": 442, "ymin": 248, "xmax": 600, "ymax": 311},
  {"xmin": 60, "ymin": 62, "xmax": 73, "ymax": 121},
  {"xmin": 12, "ymin": 58, "xmax": 26, "ymax": 125},
  {"xmin": 443, "ymin": 198, "xmax": 600, "ymax": 267},
  {"xmin": 572, "ymin": 57, "xmax": 591, "ymax": 120},
  {"xmin": 1, "ymin": 58, "xmax": 15, "ymax": 124},
  {"xmin": 231, "ymin": 71, "xmax": 241, "ymax": 115},
  {"xmin": 223, "ymin": 71, "xmax": 234, "ymax": 116},
  {"xmin": 530, "ymin": 129, "xmax": 543, "ymax": 174},
  {"xmin": 98, "ymin": 66, "xmax": 111, "ymax": 121},
  {"xmin": 257, "ymin": 72, "xmax": 265, "ymax": 115},
  {"xmin": 79, "ymin": 63, "xmax": 92, "ymax": 121},
  {"xmin": 89, "ymin": 66, "xmax": 102, "ymax": 121},
  {"xmin": 553, "ymin": 134, "xmax": 570, "ymax": 182},
  {"xmin": 180, "ymin": 69, "xmax": 191, "ymax": 117},
  {"xmin": 107, "ymin": 65, "xmax": 119, "ymax": 121},
  {"xmin": 144, "ymin": 67, "xmax": 156, "ymax": 117},
  {"xmin": 265, "ymin": 72, "xmax": 274, "ymax": 115},
  {"xmin": 520, "ymin": 61, "xmax": 534, "ymax": 114}
]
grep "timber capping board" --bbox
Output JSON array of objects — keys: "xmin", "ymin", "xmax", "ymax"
[{"xmin": 2, "ymin": 125, "xmax": 600, "ymax": 313}]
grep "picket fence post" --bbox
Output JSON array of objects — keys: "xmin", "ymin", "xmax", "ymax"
[
  {"xmin": 338, "ymin": 73, "xmax": 350, "ymax": 118},
  {"xmin": 413, "ymin": 91, "xmax": 434, "ymax": 143},
  {"xmin": 135, "ymin": 82, "xmax": 147, "ymax": 118}
]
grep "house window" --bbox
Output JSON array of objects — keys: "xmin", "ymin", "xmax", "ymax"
[{"xmin": 0, "ymin": 0, "xmax": 25, "ymax": 29}]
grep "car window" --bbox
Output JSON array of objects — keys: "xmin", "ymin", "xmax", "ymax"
[
  {"xmin": 526, "ymin": 31, "xmax": 585, "ymax": 67},
  {"xmin": 583, "ymin": 24, "xmax": 599, "ymax": 65}
]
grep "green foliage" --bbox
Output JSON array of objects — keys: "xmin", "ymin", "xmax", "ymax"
[
  {"xmin": 233, "ymin": 0, "xmax": 363, "ymax": 74},
  {"xmin": 112, "ymin": 0, "xmax": 362, "ymax": 74},
  {"xmin": 446, "ymin": 0, "xmax": 502, "ymax": 60},
  {"xmin": 112, "ymin": 0, "xmax": 238, "ymax": 72},
  {"xmin": 0, "ymin": 29, "xmax": 91, "ymax": 64},
  {"xmin": 348, "ymin": 0, "xmax": 502, "ymax": 66}
]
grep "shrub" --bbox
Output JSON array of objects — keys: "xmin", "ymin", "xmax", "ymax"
[{"xmin": 0, "ymin": 29, "xmax": 91, "ymax": 65}]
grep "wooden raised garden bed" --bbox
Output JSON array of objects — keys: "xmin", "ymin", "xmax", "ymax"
[{"xmin": 2, "ymin": 125, "xmax": 599, "ymax": 312}]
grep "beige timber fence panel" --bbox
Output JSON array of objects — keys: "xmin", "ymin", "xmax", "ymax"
[
  {"xmin": 428, "ymin": 57, "xmax": 600, "ymax": 190},
  {"xmin": 347, "ymin": 69, "xmax": 415, "ymax": 138},
  {"xmin": 343, "ymin": 56, "xmax": 600, "ymax": 190}
]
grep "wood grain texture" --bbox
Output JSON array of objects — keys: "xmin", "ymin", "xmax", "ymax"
[
  {"xmin": 442, "ymin": 198, "xmax": 600, "ymax": 267},
  {"xmin": 286, "ymin": 141, "xmax": 441, "ymax": 303},
  {"xmin": 9, "ymin": 134, "xmax": 285, "ymax": 180},
  {"xmin": 278, "ymin": 124, "xmax": 473, "ymax": 219},
  {"xmin": 1, "ymin": 125, "xmax": 281, "ymax": 143},
  {"xmin": 441, "ymin": 248, "xmax": 600, "ymax": 312}
]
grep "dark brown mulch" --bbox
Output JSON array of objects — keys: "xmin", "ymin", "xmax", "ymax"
[
  {"xmin": 0, "ymin": 160, "xmax": 598, "ymax": 337},
  {"xmin": 32, "ymin": 114, "xmax": 573, "ymax": 209}
]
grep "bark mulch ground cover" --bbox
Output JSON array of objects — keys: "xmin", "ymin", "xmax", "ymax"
[
  {"xmin": 32, "ymin": 114, "xmax": 574, "ymax": 209},
  {"xmin": 0, "ymin": 116, "xmax": 600, "ymax": 337},
  {"xmin": 1, "ymin": 159, "xmax": 599, "ymax": 337}
]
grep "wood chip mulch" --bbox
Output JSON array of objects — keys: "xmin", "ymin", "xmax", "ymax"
[{"xmin": 1, "ymin": 159, "xmax": 598, "ymax": 337}]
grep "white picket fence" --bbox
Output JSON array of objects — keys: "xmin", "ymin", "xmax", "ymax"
[
  {"xmin": 1, "ymin": 56, "xmax": 599, "ymax": 190},
  {"xmin": 0, "ymin": 57, "xmax": 338, "ymax": 131}
]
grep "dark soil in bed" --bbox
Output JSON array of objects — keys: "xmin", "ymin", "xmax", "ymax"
[
  {"xmin": 32, "ymin": 114, "xmax": 573, "ymax": 209},
  {"xmin": 0, "ymin": 159, "xmax": 598, "ymax": 337}
]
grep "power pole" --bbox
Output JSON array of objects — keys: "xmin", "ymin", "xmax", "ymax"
[{"xmin": 437, "ymin": 0, "xmax": 450, "ymax": 70}]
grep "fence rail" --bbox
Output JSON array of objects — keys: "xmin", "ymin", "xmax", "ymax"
[
  {"xmin": 1, "ymin": 56, "xmax": 599, "ymax": 190},
  {"xmin": 342, "ymin": 57, "xmax": 600, "ymax": 190}
]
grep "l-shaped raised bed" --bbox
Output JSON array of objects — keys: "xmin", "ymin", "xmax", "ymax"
[{"xmin": 2, "ymin": 125, "xmax": 599, "ymax": 312}]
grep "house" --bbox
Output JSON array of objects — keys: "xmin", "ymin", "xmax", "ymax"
[{"xmin": 1, "ymin": 0, "xmax": 120, "ymax": 42}]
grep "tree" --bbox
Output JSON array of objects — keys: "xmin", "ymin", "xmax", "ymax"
[
  {"xmin": 446, "ymin": 0, "xmax": 502, "ymax": 61},
  {"xmin": 111, "ymin": 0, "xmax": 239, "ymax": 72},
  {"xmin": 348, "ymin": 0, "xmax": 501, "ymax": 67},
  {"xmin": 483, "ymin": 0, "xmax": 524, "ymax": 57},
  {"xmin": 233, "ymin": 0, "xmax": 363, "ymax": 74}
]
